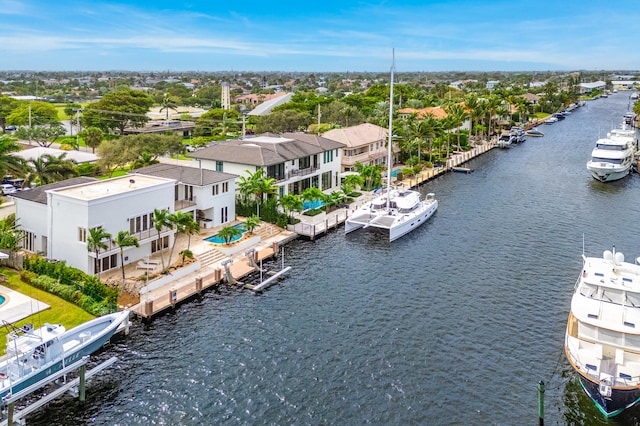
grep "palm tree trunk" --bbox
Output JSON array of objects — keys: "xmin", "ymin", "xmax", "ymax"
[{"xmin": 119, "ymin": 252, "xmax": 126, "ymax": 295}]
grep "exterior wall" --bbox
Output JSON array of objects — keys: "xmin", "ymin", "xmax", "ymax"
[
  {"xmin": 48, "ymin": 180, "xmax": 175, "ymax": 274},
  {"xmin": 192, "ymin": 180, "xmax": 236, "ymax": 227},
  {"xmin": 15, "ymin": 200, "xmax": 48, "ymax": 255},
  {"xmin": 197, "ymin": 150, "xmax": 342, "ymax": 199}
]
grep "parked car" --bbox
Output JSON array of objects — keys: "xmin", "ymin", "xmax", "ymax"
[
  {"xmin": 4, "ymin": 125, "xmax": 16, "ymax": 131},
  {"xmin": 1, "ymin": 184, "xmax": 17, "ymax": 195}
]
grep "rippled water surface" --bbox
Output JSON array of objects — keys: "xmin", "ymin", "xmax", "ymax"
[{"xmin": 28, "ymin": 93, "xmax": 640, "ymax": 425}]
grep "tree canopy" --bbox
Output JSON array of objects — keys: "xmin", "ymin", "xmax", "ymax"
[{"xmin": 81, "ymin": 89, "xmax": 154, "ymax": 134}]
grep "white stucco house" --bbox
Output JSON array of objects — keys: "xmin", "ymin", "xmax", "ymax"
[
  {"xmin": 13, "ymin": 165, "xmax": 237, "ymax": 275},
  {"xmin": 189, "ymin": 133, "xmax": 345, "ymax": 197}
]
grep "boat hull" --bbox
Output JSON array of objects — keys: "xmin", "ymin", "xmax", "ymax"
[
  {"xmin": 345, "ymin": 195, "xmax": 437, "ymax": 242},
  {"xmin": 0, "ymin": 311, "xmax": 128, "ymax": 402},
  {"xmin": 389, "ymin": 199, "xmax": 438, "ymax": 242},
  {"xmin": 578, "ymin": 375, "xmax": 640, "ymax": 417},
  {"xmin": 587, "ymin": 163, "xmax": 631, "ymax": 182}
]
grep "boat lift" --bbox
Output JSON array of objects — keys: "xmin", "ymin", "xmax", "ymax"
[
  {"xmin": 0, "ymin": 356, "xmax": 118, "ymax": 426},
  {"xmin": 245, "ymin": 247, "xmax": 292, "ymax": 293}
]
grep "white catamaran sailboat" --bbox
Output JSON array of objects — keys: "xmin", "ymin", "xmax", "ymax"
[{"xmin": 344, "ymin": 52, "xmax": 438, "ymax": 242}]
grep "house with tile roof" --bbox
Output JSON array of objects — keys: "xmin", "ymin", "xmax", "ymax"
[
  {"xmin": 321, "ymin": 123, "xmax": 391, "ymax": 173},
  {"xmin": 189, "ymin": 133, "xmax": 345, "ymax": 197}
]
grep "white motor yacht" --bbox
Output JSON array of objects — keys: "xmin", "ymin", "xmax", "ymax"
[
  {"xmin": 565, "ymin": 248, "xmax": 640, "ymax": 417},
  {"xmin": 586, "ymin": 123, "xmax": 638, "ymax": 182}
]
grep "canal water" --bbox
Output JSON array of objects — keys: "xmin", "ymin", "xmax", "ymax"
[{"xmin": 30, "ymin": 93, "xmax": 640, "ymax": 425}]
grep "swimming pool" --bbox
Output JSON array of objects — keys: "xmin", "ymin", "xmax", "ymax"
[
  {"xmin": 0, "ymin": 295, "xmax": 5, "ymax": 306},
  {"xmin": 204, "ymin": 223, "xmax": 247, "ymax": 244},
  {"xmin": 391, "ymin": 168, "xmax": 403, "ymax": 178},
  {"xmin": 303, "ymin": 199, "xmax": 325, "ymax": 210}
]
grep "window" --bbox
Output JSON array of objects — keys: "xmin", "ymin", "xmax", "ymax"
[
  {"xmin": 79, "ymin": 227, "xmax": 87, "ymax": 242},
  {"xmin": 299, "ymin": 156, "xmax": 311, "ymax": 169},
  {"xmin": 216, "ymin": 161, "xmax": 224, "ymax": 172},
  {"xmin": 151, "ymin": 236, "xmax": 169, "ymax": 253},
  {"xmin": 322, "ymin": 171, "xmax": 331, "ymax": 190},
  {"xmin": 222, "ymin": 182, "xmax": 229, "ymax": 193},
  {"xmin": 23, "ymin": 230, "xmax": 35, "ymax": 252},
  {"xmin": 130, "ymin": 212, "xmax": 154, "ymax": 234},
  {"xmin": 267, "ymin": 163, "xmax": 285, "ymax": 180},
  {"xmin": 221, "ymin": 206, "xmax": 228, "ymax": 223},
  {"xmin": 212, "ymin": 184, "xmax": 219, "ymax": 196},
  {"xmin": 99, "ymin": 254, "xmax": 118, "ymax": 272},
  {"xmin": 323, "ymin": 150, "xmax": 334, "ymax": 164}
]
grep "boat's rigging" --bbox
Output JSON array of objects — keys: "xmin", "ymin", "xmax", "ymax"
[{"xmin": 385, "ymin": 49, "xmax": 395, "ymax": 211}]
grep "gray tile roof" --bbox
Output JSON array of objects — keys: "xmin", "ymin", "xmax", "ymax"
[
  {"xmin": 11, "ymin": 177, "xmax": 98, "ymax": 205},
  {"xmin": 190, "ymin": 133, "xmax": 345, "ymax": 167},
  {"xmin": 129, "ymin": 163, "xmax": 237, "ymax": 186}
]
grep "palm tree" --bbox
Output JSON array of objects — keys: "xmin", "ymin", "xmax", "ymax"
[
  {"xmin": 463, "ymin": 93, "xmax": 479, "ymax": 139},
  {"xmin": 445, "ymin": 104, "xmax": 468, "ymax": 151},
  {"xmin": 166, "ymin": 211, "xmax": 191, "ymax": 270},
  {"xmin": 484, "ymin": 95, "xmax": 502, "ymax": 139},
  {"xmin": 159, "ymin": 92, "xmax": 178, "ymax": 121},
  {"xmin": 359, "ymin": 165, "xmax": 383, "ymax": 190},
  {"xmin": 114, "ymin": 230, "xmax": 139, "ymax": 295},
  {"xmin": 253, "ymin": 172, "xmax": 278, "ymax": 217},
  {"xmin": 131, "ymin": 152, "xmax": 159, "ymax": 169},
  {"xmin": 236, "ymin": 172, "xmax": 257, "ymax": 206},
  {"xmin": 0, "ymin": 136, "xmax": 26, "ymax": 179},
  {"xmin": 301, "ymin": 187, "xmax": 325, "ymax": 210},
  {"xmin": 80, "ymin": 126, "xmax": 104, "ymax": 153},
  {"xmin": 244, "ymin": 214, "xmax": 260, "ymax": 235},
  {"xmin": 152, "ymin": 208, "xmax": 171, "ymax": 272},
  {"xmin": 278, "ymin": 193, "xmax": 303, "ymax": 221},
  {"xmin": 183, "ymin": 217, "xmax": 200, "ymax": 251},
  {"xmin": 24, "ymin": 153, "xmax": 78, "ymax": 186},
  {"xmin": 87, "ymin": 227, "xmax": 112, "ymax": 280},
  {"xmin": 341, "ymin": 174, "xmax": 364, "ymax": 196},
  {"xmin": 218, "ymin": 225, "xmax": 242, "ymax": 245}
]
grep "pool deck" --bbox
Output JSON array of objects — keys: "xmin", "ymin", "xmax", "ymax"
[{"xmin": 0, "ymin": 284, "xmax": 50, "ymax": 324}]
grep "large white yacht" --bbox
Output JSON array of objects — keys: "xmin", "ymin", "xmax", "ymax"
[
  {"xmin": 565, "ymin": 247, "xmax": 640, "ymax": 417},
  {"xmin": 586, "ymin": 123, "xmax": 638, "ymax": 182},
  {"xmin": 344, "ymin": 52, "xmax": 437, "ymax": 242}
]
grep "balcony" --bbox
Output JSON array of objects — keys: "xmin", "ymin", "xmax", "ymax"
[
  {"xmin": 175, "ymin": 197, "xmax": 197, "ymax": 211},
  {"xmin": 287, "ymin": 166, "xmax": 319, "ymax": 180}
]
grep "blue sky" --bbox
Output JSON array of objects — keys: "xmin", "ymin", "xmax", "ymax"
[{"xmin": 1, "ymin": 0, "xmax": 639, "ymax": 72}]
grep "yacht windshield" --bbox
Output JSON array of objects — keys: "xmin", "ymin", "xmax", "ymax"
[
  {"xmin": 592, "ymin": 157, "xmax": 623, "ymax": 164},
  {"xmin": 596, "ymin": 144, "xmax": 624, "ymax": 151}
]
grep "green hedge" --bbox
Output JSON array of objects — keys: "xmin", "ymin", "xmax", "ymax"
[{"xmin": 21, "ymin": 255, "xmax": 118, "ymax": 315}]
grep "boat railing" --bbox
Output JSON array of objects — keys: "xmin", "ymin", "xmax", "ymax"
[{"xmin": 613, "ymin": 373, "xmax": 640, "ymax": 387}]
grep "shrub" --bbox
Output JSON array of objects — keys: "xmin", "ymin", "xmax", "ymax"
[{"xmin": 22, "ymin": 254, "xmax": 118, "ymax": 314}]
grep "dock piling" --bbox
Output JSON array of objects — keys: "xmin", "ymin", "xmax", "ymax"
[{"xmin": 538, "ymin": 380, "xmax": 545, "ymax": 426}]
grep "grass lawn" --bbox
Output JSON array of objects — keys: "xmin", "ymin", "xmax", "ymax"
[{"xmin": 0, "ymin": 268, "xmax": 94, "ymax": 356}]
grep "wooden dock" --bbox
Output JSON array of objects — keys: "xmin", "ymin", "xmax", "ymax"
[{"xmin": 130, "ymin": 243, "xmax": 282, "ymax": 320}]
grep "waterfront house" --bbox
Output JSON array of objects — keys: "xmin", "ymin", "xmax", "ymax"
[
  {"xmin": 321, "ymin": 123, "xmax": 390, "ymax": 173},
  {"xmin": 189, "ymin": 133, "xmax": 344, "ymax": 197},
  {"xmin": 129, "ymin": 163, "xmax": 238, "ymax": 230},
  {"xmin": 14, "ymin": 175, "xmax": 176, "ymax": 275},
  {"xmin": 579, "ymin": 81, "xmax": 606, "ymax": 94}
]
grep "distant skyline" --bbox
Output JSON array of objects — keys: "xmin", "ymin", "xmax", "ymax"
[{"xmin": 1, "ymin": 0, "xmax": 639, "ymax": 73}]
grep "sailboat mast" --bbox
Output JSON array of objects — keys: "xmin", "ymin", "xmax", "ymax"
[{"xmin": 386, "ymin": 50, "xmax": 395, "ymax": 210}]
